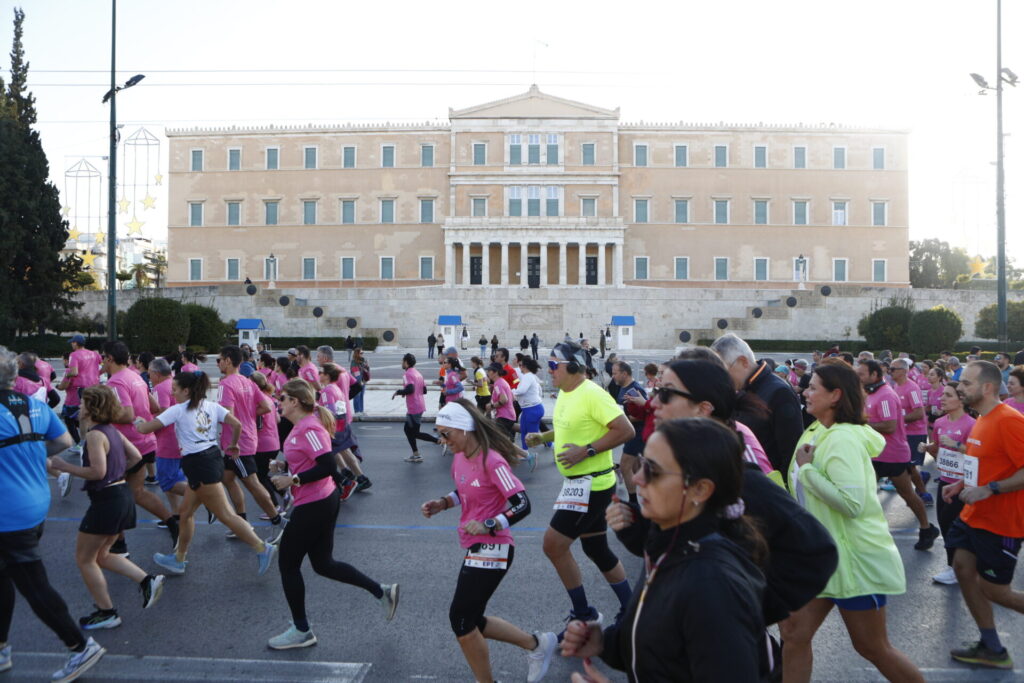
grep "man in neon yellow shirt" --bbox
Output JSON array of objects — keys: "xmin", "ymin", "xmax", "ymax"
[{"xmin": 526, "ymin": 341, "xmax": 635, "ymax": 636}]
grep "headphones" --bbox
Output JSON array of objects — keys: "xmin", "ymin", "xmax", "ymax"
[{"xmin": 553, "ymin": 342, "xmax": 584, "ymax": 374}]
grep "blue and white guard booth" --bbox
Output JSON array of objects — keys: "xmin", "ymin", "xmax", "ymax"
[
  {"xmin": 609, "ymin": 315, "xmax": 636, "ymax": 351},
  {"xmin": 437, "ymin": 315, "xmax": 463, "ymax": 346},
  {"xmin": 236, "ymin": 318, "xmax": 266, "ymax": 348}
]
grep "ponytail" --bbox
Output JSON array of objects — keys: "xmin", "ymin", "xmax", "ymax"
[
  {"xmin": 315, "ymin": 405, "xmax": 336, "ymax": 434},
  {"xmin": 174, "ymin": 371, "xmax": 210, "ymax": 410},
  {"xmin": 282, "ymin": 378, "xmax": 336, "ymax": 433}
]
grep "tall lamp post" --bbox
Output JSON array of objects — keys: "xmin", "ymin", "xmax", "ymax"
[
  {"xmin": 970, "ymin": 0, "xmax": 1017, "ymax": 345},
  {"xmin": 102, "ymin": 0, "xmax": 144, "ymax": 340}
]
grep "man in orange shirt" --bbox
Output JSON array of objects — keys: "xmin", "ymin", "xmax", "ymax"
[{"xmin": 942, "ymin": 360, "xmax": 1024, "ymax": 669}]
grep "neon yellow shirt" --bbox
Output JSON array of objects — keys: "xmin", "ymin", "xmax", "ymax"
[
  {"xmin": 552, "ymin": 378, "xmax": 621, "ymax": 491},
  {"xmin": 474, "ymin": 367, "xmax": 491, "ymax": 397}
]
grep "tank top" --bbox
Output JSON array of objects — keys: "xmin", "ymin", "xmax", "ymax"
[{"xmin": 82, "ymin": 423, "xmax": 128, "ymax": 492}]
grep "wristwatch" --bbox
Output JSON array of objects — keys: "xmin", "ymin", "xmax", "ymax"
[
  {"xmin": 291, "ymin": 474, "xmax": 301, "ymax": 487},
  {"xmin": 483, "ymin": 518, "xmax": 497, "ymax": 536},
  {"xmin": 988, "ymin": 481, "xmax": 1001, "ymax": 495},
  {"xmin": 585, "ymin": 444, "xmax": 597, "ymax": 458}
]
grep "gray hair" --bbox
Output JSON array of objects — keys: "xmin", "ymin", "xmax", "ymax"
[
  {"xmin": 858, "ymin": 350, "xmax": 875, "ymax": 361},
  {"xmin": 149, "ymin": 357, "xmax": 172, "ymax": 376},
  {"xmin": 709, "ymin": 333, "xmax": 755, "ymax": 367},
  {"xmin": 316, "ymin": 345, "xmax": 334, "ymax": 361},
  {"xmin": 891, "ymin": 358, "xmax": 910, "ymax": 371},
  {"xmin": 676, "ymin": 346, "xmax": 728, "ymax": 370},
  {"xmin": 0, "ymin": 347, "xmax": 17, "ymax": 389},
  {"xmin": 17, "ymin": 351, "xmax": 37, "ymax": 369}
]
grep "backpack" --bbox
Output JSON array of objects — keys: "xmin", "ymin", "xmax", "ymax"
[{"xmin": 0, "ymin": 390, "xmax": 45, "ymax": 450}]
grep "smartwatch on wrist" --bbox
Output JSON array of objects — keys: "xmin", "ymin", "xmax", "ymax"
[
  {"xmin": 483, "ymin": 518, "xmax": 497, "ymax": 536},
  {"xmin": 291, "ymin": 474, "xmax": 300, "ymax": 487},
  {"xmin": 989, "ymin": 481, "xmax": 1002, "ymax": 495},
  {"xmin": 585, "ymin": 444, "xmax": 597, "ymax": 458}
]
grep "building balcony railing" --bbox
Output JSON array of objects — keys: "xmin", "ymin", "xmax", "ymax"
[{"xmin": 443, "ymin": 216, "xmax": 624, "ymax": 229}]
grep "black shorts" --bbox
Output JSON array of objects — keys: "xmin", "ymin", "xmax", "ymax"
[
  {"xmin": 549, "ymin": 485, "xmax": 614, "ymax": 540},
  {"xmin": 79, "ymin": 484, "xmax": 136, "ymax": 536},
  {"xmin": 475, "ymin": 396, "xmax": 490, "ymax": 411},
  {"xmin": 224, "ymin": 454, "xmax": 258, "ymax": 478},
  {"xmin": 622, "ymin": 429, "xmax": 646, "ymax": 457},
  {"xmin": 331, "ymin": 424, "xmax": 357, "ymax": 452},
  {"xmin": 946, "ymin": 518, "xmax": 1023, "ymax": 585},
  {"xmin": 0, "ymin": 523, "xmax": 44, "ymax": 570},
  {"xmin": 181, "ymin": 446, "xmax": 225, "ymax": 490},
  {"xmin": 125, "ymin": 450, "xmax": 157, "ymax": 475},
  {"xmin": 872, "ymin": 460, "xmax": 911, "ymax": 479}
]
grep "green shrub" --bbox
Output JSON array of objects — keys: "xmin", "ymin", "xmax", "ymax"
[
  {"xmin": 184, "ymin": 303, "xmax": 229, "ymax": 351},
  {"xmin": 857, "ymin": 306, "xmax": 913, "ymax": 350},
  {"xmin": 974, "ymin": 301, "xmax": 1024, "ymax": 341},
  {"xmin": 908, "ymin": 306, "xmax": 962, "ymax": 355},
  {"xmin": 124, "ymin": 298, "xmax": 190, "ymax": 354},
  {"xmin": 6, "ymin": 334, "xmax": 73, "ymax": 357}
]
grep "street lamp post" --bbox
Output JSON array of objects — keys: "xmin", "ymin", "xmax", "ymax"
[{"xmin": 102, "ymin": 0, "xmax": 144, "ymax": 340}]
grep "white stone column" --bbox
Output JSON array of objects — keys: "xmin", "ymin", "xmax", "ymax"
[
  {"xmin": 578, "ymin": 243, "xmax": 587, "ymax": 286},
  {"xmin": 500, "ymin": 242, "xmax": 509, "ymax": 286},
  {"xmin": 481, "ymin": 242, "xmax": 490, "ymax": 286},
  {"xmin": 520, "ymin": 242, "xmax": 529, "ymax": 288},
  {"xmin": 613, "ymin": 242, "xmax": 624, "ymax": 287},
  {"xmin": 462, "ymin": 242, "xmax": 471, "ymax": 286},
  {"xmin": 559, "ymin": 242, "xmax": 567, "ymax": 286},
  {"xmin": 445, "ymin": 242, "xmax": 455, "ymax": 287},
  {"xmin": 597, "ymin": 242, "xmax": 606, "ymax": 286},
  {"xmin": 539, "ymin": 242, "xmax": 548, "ymax": 287}
]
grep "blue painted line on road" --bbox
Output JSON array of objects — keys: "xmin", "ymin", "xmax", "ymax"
[{"xmin": 45, "ymin": 516, "xmax": 551, "ymax": 532}]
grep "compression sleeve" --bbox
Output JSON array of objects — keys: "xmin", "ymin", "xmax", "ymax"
[
  {"xmin": 395, "ymin": 383, "xmax": 415, "ymax": 396},
  {"xmin": 296, "ymin": 453, "xmax": 338, "ymax": 485},
  {"xmin": 496, "ymin": 491, "xmax": 531, "ymax": 528}
]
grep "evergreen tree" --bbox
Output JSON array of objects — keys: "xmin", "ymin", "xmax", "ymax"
[{"xmin": 0, "ymin": 7, "xmax": 83, "ymax": 339}]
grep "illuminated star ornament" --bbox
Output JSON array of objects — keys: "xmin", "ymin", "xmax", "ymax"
[
  {"xmin": 67, "ymin": 226, "xmax": 81, "ymax": 241},
  {"xmin": 61, "ymin": 205, "xmax": 71, "ymax": 217},
  {"xmin": 968, "ymin": 256, "xmax": 987, "ymax": 277},
  {"xmin": 80, "ymin": 252, "xmax": 98, "ymax": 267},
  {"xmin": 118, "ymin": 197, "xmax": 131, "ymax": 214},
  {"xmin": 154, "ymin": 173, "xmax": 163, "ymax": 186},
  {"xmin": 126, "ymin": 216, "xmax": 145, "ymax": 235},
  {"xmin": 141, "ymin": 194, "xmax": 156, "ymax": 210},
  {"xmin": 94, "ymin": 232, "xmax": 106, "ymax": 245}
]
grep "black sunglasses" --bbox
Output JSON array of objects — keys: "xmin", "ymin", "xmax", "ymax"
[
  {"xmin": 638, "ymin": 455, "xmax": 686, "ymax": 482},
  {"xmin": 655, "ymin": 386, "xmax": 698, "ymax": 404}
]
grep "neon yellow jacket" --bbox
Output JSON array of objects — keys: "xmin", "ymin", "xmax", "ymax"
[{"xmin": 787, "ymin": 421, "xmax": 906, "ymax": 599}]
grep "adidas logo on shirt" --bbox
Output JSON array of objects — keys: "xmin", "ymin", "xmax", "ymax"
[
  {"xmin": 290, "ymin": 437, "xmax": 297, "ymax": 444},
  {"xmin": 471, "ymin": 479, "xmax": 481, "ymax": 487}
]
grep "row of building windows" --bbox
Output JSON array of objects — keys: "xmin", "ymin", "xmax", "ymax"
[
  {"xmin": 632, "ymin": 256, "xmax": 887, "ymax": 283},
  {"xmin": 185, "ymin": 194, "xmax": 888, "ymax": 227},
  {"xmin": 187, "ymin": 256, "xmax": 434, "ymax": 282},
  {"xmin": 188, "ymin": 139, "xmax": 887, "ymax": 172}
]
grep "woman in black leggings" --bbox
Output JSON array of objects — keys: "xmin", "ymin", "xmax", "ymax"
[{"xmin": 266, "ymin": 379, "xmax": 399, "ymax": 650}]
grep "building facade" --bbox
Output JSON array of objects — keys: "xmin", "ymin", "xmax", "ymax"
[{"xmin": 166, "ymin": 86, "xmax": 908, "ymax": 289}]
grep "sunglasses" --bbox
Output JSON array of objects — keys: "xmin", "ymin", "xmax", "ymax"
[
  {"xmin": 438, "ymin": 430, "xmax": 451, "ymax": 439},
  {"xmin": 638, "ymin": 455, "xmax": 686, "ymax": 482},
  {"xmin": 548, "ymin": 360, "xmax": 570, "ymax": 371},
  {"xmin": 654, "ymin": 386, "xmax": 698, "ymax": 404}
]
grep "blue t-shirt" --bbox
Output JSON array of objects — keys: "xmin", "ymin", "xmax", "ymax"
[{"xmin": 0, "ymin": 394, "xmax": 67, "ymax": 532}]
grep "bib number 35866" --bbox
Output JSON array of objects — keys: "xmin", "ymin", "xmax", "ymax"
[
  {"xmin": 464, "ymin": 543, "xmax": 509, "ymax": 570},
  {"xmin": 554, "ymin": 476, "xmax": 593, "ymax": 513}
]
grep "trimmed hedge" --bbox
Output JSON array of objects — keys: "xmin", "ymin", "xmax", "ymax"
[
  {"xmin": 908, "ymin": 306, "xmax": 962, "ymax": 356},
  {"xmin": 260, "ymin": 336, "xmax": 379, "ymax": 353},
  {"xmin": 124, "ymin": 298, "xmax": 190, "ymax": 354},
  {"xmin": 974, "ymin": 301, "xmax": 1024, "ymax": 342},
  {"xmin": 857, "ymin": 306, "xmax": 913, "ymax": 350},
  {"xmin": 184, "ymin": 303, "xmax": 230, "ymax": 351}
]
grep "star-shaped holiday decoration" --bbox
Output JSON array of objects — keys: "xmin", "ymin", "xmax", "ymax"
[
  {"xmin": 154, "ymin": 173, "xmax": 163, "ymax": 186},
  {"xmin": 94, "ymin": 232, "xmax": 106, "ymax": 245},
  {"xmin": 968, "ymin": 256, "xmax": 987, "ymax": 277},
  {"xmin": 141, "ymin": 195, "xmax": 156, "ymax": 210},
  {"xmin": 61, "ymin": 205, "xmax": 71, "ymax": 217},
  {"xmin": 81, "ymin": 252, "xmax": 98, "ymax": 267},
  {"xmin": 127, "ymin": 216, "xmax": 144, "ymax": 235},
  {"xmin": 118, "ymin": 197, "xmax": 131, "ymax": 214},
  {"xmin": 67, "ymin": 227, "xmax": 81, "ymax": 241}
]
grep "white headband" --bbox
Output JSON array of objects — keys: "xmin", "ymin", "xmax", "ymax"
[{"xmin": 436, "ymin": 402, "xmax": 475, "ymax": 432}]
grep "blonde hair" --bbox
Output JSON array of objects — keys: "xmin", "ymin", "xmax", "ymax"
[
  {"xmin": 282, "ymin": 378, "xmax": 335, "ymax": 433},
  {"xmin": 81, "ymin": 385, "xmax": 119, "ymax": 424},
  {"xmin": 250, "ymin": 371, "xmax": 271, "ymax": 393}
]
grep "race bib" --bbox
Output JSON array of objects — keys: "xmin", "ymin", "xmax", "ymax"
[
  {"xmin": 333, "ymin": 399, "xmax": 347, "ymax": 416},
  {"xmin": 554, "ymin": 476, "xmax": 592, "ymax": 513},
  {"xmin": 464, "ymin": 543, "xmax": 510, "ymax": 570},
  {"xmin": 936, "ymin": 447, "xmax": 963, "ymax": 480},
  {"xmin": 962, "ymin": 454, "xmax": 979, "ymax": 488}
]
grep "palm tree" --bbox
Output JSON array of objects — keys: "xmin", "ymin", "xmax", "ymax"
[
  {"xmin": 145, "ymin": 251, "xmax": 168, "ymax": 288},
  {"xmin": 129, "ymin": 262, "xmax": 150, "ymax": 288}
]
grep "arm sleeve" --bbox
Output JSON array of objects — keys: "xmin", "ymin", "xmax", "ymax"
[
  {"xmin": 296, "ymin": 452, "xmax": 338, "ymax": 484},
  {"xmin": 796, "ymin": 442, "xmax": 868, "ymax": 518},
  {"xmin": 498, "ymin": 491, "xmax": 530, "ymax": 527},
  {"xmin": 396, "ymin": 383, "xmax": 415, "ymax": 396},
  {"xmin": 599, "ymin": 622, "xmax": 628, "ymax": 672},
  {"xmin": 612, "ymin": 502, "xmax": 650, "ymax": 557}
]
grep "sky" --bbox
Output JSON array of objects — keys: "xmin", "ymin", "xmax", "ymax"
[{"xmin": 2, "ymin": 0, "xmax": 1021, "ymax": 263}]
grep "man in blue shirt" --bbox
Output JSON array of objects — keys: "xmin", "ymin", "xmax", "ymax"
[{"xmin": 0, "ymin": 347, "xmax": 106, "ymax": 681}]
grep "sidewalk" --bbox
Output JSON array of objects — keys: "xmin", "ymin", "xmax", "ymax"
[{"xmin": 353, "ymin": 383, "xmax": 560, "ymax": 422}]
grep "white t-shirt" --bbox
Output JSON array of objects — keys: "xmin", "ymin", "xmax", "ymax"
[
  {"xmin": 156, "ymin": 399, "xmax": 229, "ymax": 456},
  {"xmin": 513, "ymin": 371, "xmax": 543, "ymax": 408}
]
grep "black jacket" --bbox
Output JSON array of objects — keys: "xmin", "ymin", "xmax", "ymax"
[
  {"xmin": 738, "ymin": 360, "xmax": 804, "ymax": 478},
  {"xmin": 615, "ymin": 464, "xmax": 838, "ymax": 625},
  {"xmin": 601, "ymin": 514, "xmax": 766, "ymax": 682}
]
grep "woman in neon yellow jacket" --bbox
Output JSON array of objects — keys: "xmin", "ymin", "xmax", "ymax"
[{"xmin": 781, "ymin": 360, "xmax": 924, "ymax": 683}]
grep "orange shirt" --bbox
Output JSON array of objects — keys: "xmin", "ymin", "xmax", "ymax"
[{"xmin": 960, "ymin": 403, "xmax": 1024, "ymax": 537}]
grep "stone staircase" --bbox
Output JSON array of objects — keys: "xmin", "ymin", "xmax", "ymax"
[{"xmin": 689, "ymin": 288, "xmax": 832, "ymax": 342}]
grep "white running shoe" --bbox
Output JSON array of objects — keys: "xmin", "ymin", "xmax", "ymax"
[
  {"xmin": 932, "ymin": 566, "xmax": 958, "ymax": 585},
  {"xmin": 526, "ymin": 631, "xmax": 558, "ymax": 682},
  {"xmin": 51, "ymin": 637, "xmax": 105, "ymax": 682},
  {"xmin": 268, "ymin": 623, "xmax": 317, "ymax": 650},
  {"xmin": 58, "ymin": 472, "xmax": 72, "ymax": 498}
]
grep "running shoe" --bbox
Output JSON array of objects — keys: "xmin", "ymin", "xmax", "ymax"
[
  {"xmin": 109, "ymin": 538, "xmax": 129, "ymax": 558},
  {"xmin": 66, "ymin": 443, "xmax": 83, "ymax": 458},
  {"xmin": 404, "ymin": 453, "xmax": 423, "ymax": 463},
  {"xmin": 380, "ymin": 583, "xmax": 400, "ymax": 621},
  {"xmin": 144, "ymin": 476, "xmax": 158, "ymax": 487},
  {"xmin": 878, "ymin": 478, "xmax": 896, "ymax": 492},
  {"xmin": 256, "ymin": 542, "xmax": 277, "ymax": 576},
  {"xmin": 140, "ymin": 575, "xmax": 165, "ymax": 609},
  {"xmin": 156, "ymin": 519, "xmax": 168, "ymax": 528},
  {"xmin": 920, "ymin": 470, "xmax": 932, "ymax": 486},
  {"xmin": 950, "ymin": 641, "xmax": 1014, "ymax": 669},
  {"xmin": 932, "ymin": 566, "xmax": 958, "ymax": 585},
  {"xmin": 153, "ymin": 552, "xmax": 187, "ymax": 575},
  {"xmin": 51, "ymin": 637, "xmax": 105, "ymax": 683},
  {"xmin": 919, "ymin": 491, "xmax": 935, "ymax": 507},
  {"xmin": 266, "ymin": 522, "xmax": 286, "ymax": 546},
  {"xmin": 355, "ymin": 475, "xmax": 372, "ymax": 492},
  {"xmin": 526, "ymin": 451, "xmax": 537, "ymax": 472},
  {"xmin": 526, "ymin": 631, "xmax": 558, "ymax": 683},
  {"xmin": 268, "ymin": 623, "xmax": 317, "ymax": 650},
  {"xmin": 207, "ymin": 510, "xmax": 216, "ymax": 525},
  {"xmin": 225, "ymin": 528, "xmax": 238, "ymax": 539},
  {"xmin": 556, "ymin": 607, "xmax": 603, "ymax": 642},
  {"xmin": 339, "ymin": 479, "xmax": 357, "ymax": 501},
  {"xmin": 78, "ymin": 609, "xmax": 121, "ymax": 630},
  {"xmin": 259, "ymin": 512, "xmax": 272, "ymax": 521},
  {"xmin": 914, "ymin": 523, "xmax": 940, "ymax": 551},
  {"xmin": 57, "ymin": 472, "xmax": 72, "ymax": 498},
  {"xmin": 0, "ymin": 645, "xmax": 10, "ymax": 673}
]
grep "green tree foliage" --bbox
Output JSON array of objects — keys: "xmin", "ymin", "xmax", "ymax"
[
  {"xmin": 908, "ymin": 239, "xmax": 971, "ymax": 289},
  {"xmin": 124, "ymin": 298, "xmax": 190, "ymax": 354},
  {"xmin": 908, "ymin": 306, "xmax": 963, "ymax": 355},
  {"xmin": 183, "ymin": 303, "xmax": 228, "ymax": 351},
  {"xmin": 857, "ymin": 305, "xmax": 913, "ymax": 349},
  {"xmin": 974, "ymin": 301, "xmax": 1024, "ymax": 342},
  {"xmin": 0, "ymin": 8, "xmax": 84, "ymax": 340}
]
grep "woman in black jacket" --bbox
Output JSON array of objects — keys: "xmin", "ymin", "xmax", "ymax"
[{"xmin": 562, "ymin": 418, "xmax": 767, "ymax": 682}]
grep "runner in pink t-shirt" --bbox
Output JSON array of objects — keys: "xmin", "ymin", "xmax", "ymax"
[
  {"xmin": 64, "ymin": 340, "xmax": 102, "ymax": 408},
  {"xmin": 318, "ymin": 363, "xmax": 371, "ymax": 495},
  {"xmin": 1005, "ymin": 367, "xmax": 1024, "ymax": 414},
  {"xmin": 419, "ymin": 400, "xmax": 554, "ymax": 681},
  {"xmin": 265, "ymin": 381, "xmax": 398, "ymax": 649},
  {"xmin": 35, "ymin": 358, "xmax": 54, "ymax": 393},
  {"xmin": 149, "ymin": 359, "xmax": 187, "ymax": 513},
  {"xmin": 393, "ymin": 353, "xmax": 439, "ymax": 463},
  {"xmin": 485, "ymin": 364, "xmax": 516, "ymax": 441},
  {"xmin": 249, "ymin": 371, "xmax": 283, "ymax": 511},
  {"xmin": 891, "ymin": 358, "xmax": 932, "ymax": 504}
]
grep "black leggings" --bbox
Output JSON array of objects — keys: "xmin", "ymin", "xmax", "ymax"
[
  {"xmin": 448, "ymin": 545, "xmax": 515, "ymax": 636},
  {"xmin": 0, "ymin": 560, "xmax": 85, "ymax": 649},
  {"xmin": 404, "ymin": 413, "xmax": 439, "ymax": 452},
  {"xmin": 936, "ymin": 479, "xmax": 965, "ymax": 566},
  {"xmin": 254, "ymin": 450, "xmax": 280, "ymax": 506},
  {"xmin": 278, "ymin": 492, "xmax": 382, "ymax": 630}
]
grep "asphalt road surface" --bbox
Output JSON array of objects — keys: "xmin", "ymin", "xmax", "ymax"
[{"xmin": 7, "ymin": 423, "xmax": 1024, "ymax": 682}]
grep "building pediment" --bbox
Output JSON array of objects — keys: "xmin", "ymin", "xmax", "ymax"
[{"xmin": 450, "ymin": 85, "xmax": 619, "ymax": 120}]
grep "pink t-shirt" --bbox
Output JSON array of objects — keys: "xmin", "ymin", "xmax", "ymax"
[
  {"xmin": 35, "ymin": 360, "xmax": 54, "ymax": 392},
  {"xmin": 452, "ymin": 448, "xmax": 525, "ymax": 548},
  {"xmin": 218, "ymin": 373, "xmax": 260, "ymax": 455},
  {"xmin": 180, "ymin": 363, "xmax": 199, "ymax": 375},
  {"xmin": 866, "ymin": 383, "xmax": 911, "ymax": 463},
  {"xmin": 13, "ymin": 376, "xmax": 46, "ymax": 401},
  {"xmin": 893, "ymin": 380, "xmax": 928, "ymax": 436},
  {"xmin": 284, "ymin": 414, "xmax": 336, "ymax": 506},
  {"xmin": 735, "ymin": 421, "xmax": 774, "ymax": 475},
  {"xmin": 319, "ymin": 382, "xmax": 347, "ymax": 427},
  {"xmin": 152, "ymin": 379, "xmax": 181, "ymax": 459},
  {"xmin": 1004, "ymin": 398, "xmax": 1024, "ymax": 415},
  {"xmin": 107, "ymin": 368, "xmax": 158, "ymax": 454},
  {"xmin": 333, "ymin": 371, "xmax": 353, "ymax": 427},
  {"xmin": 298, "ymin": 363, "xmax": 319, "ymax": 387},
  {"xmin": 491, "ymin": 378, "xmax": 516, "ymax": 421},
  {"xmin": 256, "ymin": 393, "xmax": 280, "ymax": 453},
  {"xmin": 65, "ymin": 348, "xmax": 101, "ymax": 406},
  {"xmin": 926, "ymin": 385, "xmax": 945, "ymax": 417},
  {"xmin": 934, "ymin": 412, "xmax": 976, "ymax": 483},
  {"xmin": 444, "ymin": 370, "xmax": 464, "ymax": 400},
  {"xmin": 403, "ymin": 367, "xmax": 426, "ymax": 415}
]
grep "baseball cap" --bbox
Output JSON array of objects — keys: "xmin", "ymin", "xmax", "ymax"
[
  {"xmin": 70, "ymin": 334, "xmax": 85, "ymax": 345},
  {"xmin": 793, "ymin": 359, "xmax": 809, "ymax": 368},
  {"xmin": 444, "ymin": 346, "xmax": 458, "ymax": 355},
  {"xmin": 287, "ymin": 347, "xmax": 298, "ymax": 356}
]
